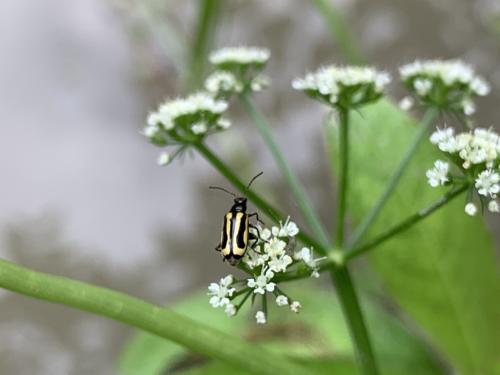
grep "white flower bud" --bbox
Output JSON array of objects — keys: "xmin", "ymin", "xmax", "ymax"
[
  {"xmin": 290, "ymin": 301, "xmax": 302, "ymax": 313},
  {"xmin": 276, "ymin": 295, "xmax": 289, "ymax": 306},
  {"xmin": 255, "ymin": 311, "xmax": 266, "ymax": 324},
  {"xmin": 465, "ymin": 203, "xmax": 477, "ymax": 216},
  {"xmin": 157, "ymin": 152, "xmax": 170, "ymax": 166},
  {"xmin": 488, "ymin": 200, "xmax": 499, "ymax": 213}
]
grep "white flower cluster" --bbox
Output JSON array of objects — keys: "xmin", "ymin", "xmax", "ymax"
[
  {"xmin": 426, "ymin": 126, "xmax": 500, "ymax": 215},
  {"xmin": 143, "ymin": 92, "xmax": 231, "ymax": 164},
  {"xmin": 209, "ymin": 46, "xmax": 270, "ymax": 66},
  {"xmin": 205, "ymin": 71, "xmax": 244, "ymax": 96},
  {"xmin": 207, "ymin": 218, "xmax": 324, "ymax": 324},
  {"xmin": 208, "ymin": 275, "xmax": 236, "ymax": 311},
  {"xmin": 292, "ymin": 65, "xmax": 391, "ymax": 108},
  {"xmin": 400, "ymin": 60, "xmax": 490, "ymax": 114},
  {"xmin": 207, "ymin": 46, "xmax": 271, "ymax": 97}
]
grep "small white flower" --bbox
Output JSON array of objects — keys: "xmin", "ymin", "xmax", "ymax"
[
  {"xmin": 260, "ymin": 228, "xmax": 271, "ymax": 241},
  {"xmin": 414, "ymin": 78, "xmax": 432, "ymax": 96},
  {"xmin": 470, "ymin": 77, "xmax": 490, "ymax": 96},
  {"xmin": 294, "ymin": 247, "xmax": 313, "ymax": 265},
  {"xmin": 250, "ymin": 75, "xmax": 270, "ymax": 91},
  {"xmin": 216, "ymin": 118, "xmax": 231, "ymax": 129},
  {"xmin": 399, "ymin": 96, "xmax": 414, "ymax": 111},
  {"xmin": 475, "ymin": 169, "xmax": 500, "ymax": 197},
  {"xmin": 462, "ymin": 100, "xmax": 476, "ymax": 116},
  {"xmin": 255, "ymin": 311, "xmax": 267, "ymax": 324},
  {"xmin": 247, "ymin": 268, "xmax": 276, "ymax": 295},
  {"xmin": 426, "ymin": 160, "xmax": 449, "ymax": 187},
  {"xmin": 272, "ymin": 217, "xmax": 299, "ymax": 237},
  {"xmin": 146, "ymin": 112, "xmax": 164, "ymax": 128},
  {"xmin": 430, "ymin": 127, "xmax": 457, "ymax": 153},
  {"xmin": 465, "ymin": 202, "xmax": 477, "ymax": 216},
  {"xmin": 208, "ymin": 275, "xmax": 235, "ymax": 308},
  {"xmin": 268, "ymin": 253, "xmax": 293, "ymax": 273},
  {"xmin": 157, "ymin": 152, "xmax": 170, "ymax": 166},
  {"xmin": 224, "ymin": 303, "xmax": 236, "ymax": 317},
  {"xmin": 243, "ymin": 248, "xmax": 266, "ymax": 269},
  {"xmin": 205, "ymin": 71, "xmax": 243, "ymax": 94},
  {"xmin": 294, "ymin": 247, "xmax": 324, "ymax": 277},
  {"xmin": 290, "ymin": 301, "xmax": 302, "ymax": 313},
  {"xmin": 276, "ymin": 295, "xmax": 288, "ymax": 307},
  {"xmin": 264, "ymin": 238, "xmax": 287, "ymax": 258},
  {"xmin": 191, "ymin": 122, "xmax": 208, "ymax": 134},
  {"xmin": 209, "ymin": 46, "xmax": 270, "ymax": 66},
  {"xmin": 488, "ymin": 200, "xmax": 499, "ymax": 213}
]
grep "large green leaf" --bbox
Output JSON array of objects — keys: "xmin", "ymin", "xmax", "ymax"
[
  {"xmin": 118, "ymin": 284, "xmax": 444, "ymax": 375},
  {"xmin": 326, "ymin": 100, "xmax": 500, "ymax": 375}
]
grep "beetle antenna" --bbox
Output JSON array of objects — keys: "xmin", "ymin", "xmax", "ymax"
[
  {"xmin": 246, "ymin": 171, "xmax": 263, "ymax": 190},
  {"xmin": 209, "ymin": 186, "xmax": 237, "ymax": 197}
]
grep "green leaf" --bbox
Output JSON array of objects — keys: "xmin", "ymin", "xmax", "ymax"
[
  {"xmin": 118, "ymin": 284, "xmax": 444, "ymax": 375},
  {"xmin": 325, "ymin": 100, "xmax": 500, "ymax": 375}
]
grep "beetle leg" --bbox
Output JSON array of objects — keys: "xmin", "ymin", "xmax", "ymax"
[
  {"xmin": 248, "ymin": 231, "xmax": 259, "ymax": 248},
  {"xmin": 248, "ymin": 212, "xmax": 265, "ymax": 226},
  {"xmin": 215, "ymin": 243, "xmax": 222, "ymax": 252},
  {"xmin": 249, "ymin": 223, "xmax": 269, "ymax": 244}
]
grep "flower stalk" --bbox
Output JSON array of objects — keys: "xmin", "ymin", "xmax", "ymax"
[
  {"xmin": 335, "ymin": 107, "xmax": 350, "ymax": 247},
  {"xmin": 330, "ymin": 267, "xmax": 379, "ymax": 375},
  {"xmin": 239, "ymin": 92, "xmax": 330, "ymax": 248},
  {"xmin": 346, "ymin": 184, "xmax": 469, "ymax": 260}
]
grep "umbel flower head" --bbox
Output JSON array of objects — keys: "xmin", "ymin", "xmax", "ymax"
[
  {"xmin": 292, "ymin": 65, "xmax": 391, "ymax": 109},
  {"xmin": 399, "ymin": 59, "xmax": 490, "ymax": 115},
  {"xmin": 207, "ymin": 217, "xmax": 324, "ymax": 324},
  {"xmin": 426, "ymin": 126, "xmax": 500, "ymax": 215},
  {"xmin": 206, "ymin": 46, "xmax": 271, "ymax": 97},
  {"xmin": 143, "ymin": 92, "xmax": 231, "ymax": 164}
]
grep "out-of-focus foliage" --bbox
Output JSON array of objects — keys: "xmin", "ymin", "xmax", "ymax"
[
  {"xmin": 326, "ymin": 100, "xmax": 500, "ymax": 375},
  {"xmin": 119, "ymin": 285, "xmax": 444, "ymax": 375}
]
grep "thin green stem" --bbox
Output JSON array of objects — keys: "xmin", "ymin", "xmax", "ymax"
[
  {"xmin": 346, "ymin": 184, "xmax": 469, "ymax": 260},
  {"xmin": 277, "ymin": 184, "xmax": 470, "ymax": 282},
  {"xmin": 188, "ymin": 0, "xmax": 222, "ymax": 90},
  {"xmin": 335, "ymin": 108, "xmax": 350, "ymax": 247},
  {"xmin": 239, "ymin": 93, "xmax": 330, "ymax": 248},
  {"xmin": 347, "ymin": 107, "xmax": 439, "ymax": 249},
  {"xmin": 330, "ymin": 267, "xmax": 379, "ymax": 375},
  {"xmin": 193, "ymin": 141, "xmax": 326, "ymax": 254},
  {"xmin": 312, "ymin": 0, "xmax": 365, "ymax": 65},
  {"xmin": 0, "ymin": 258, "xmax": 310, "ymax": 375},
  {"xmin": 330, "ymin": 106, "xmax": 379, "ymax": 375}
]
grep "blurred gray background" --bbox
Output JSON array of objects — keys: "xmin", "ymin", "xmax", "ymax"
[{"xmin": 0, "ymin": 0, "xmax": 499, "ymax": 373}]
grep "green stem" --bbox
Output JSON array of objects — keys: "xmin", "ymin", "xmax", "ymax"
[
  {"xmin": 331, "ymin": 267, "xmax": 379, "ymax": 375},
  {"xmin": 188, "ymin": 0, "xmax": 222, "ymax": 90},
  {"xmin": 312, "ymin": 0, "xmax": 365, "ymax": 65},
  {"xmin": 330, "ymin": 106, "xmax": 379, "ymax": 375},
  {"xmin": 347, "ymin": 108, "xmax": 439, "ymax": 249},
  {"xmin": 239, "ymin": 93, "xmax": 330, "ymax": 248},
  {"xmin": 346, "ymin": 184, "xmax": 468, "ymax": 260},
  {"xmin": 0, "ymin": 258, "xmax": 310, "ymax": 375},
  {"xmin": 193, "ymin": 141, "xmax": 326, "ymax": 254},
  {"xmin": 277, "ymin": 184, "xmax": 470, "ymax": 282},
  {"xmin": 335, "ymin": 108, "xmax": 349, "ymax": 247}
]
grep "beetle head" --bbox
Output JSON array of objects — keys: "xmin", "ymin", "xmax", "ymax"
[{"xmin": 231, "ymin": 197, "xmax": 247, "ymax": 212}]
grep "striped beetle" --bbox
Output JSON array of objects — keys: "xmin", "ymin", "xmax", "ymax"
[{"xmin": 210, "ymin": 172, "xmax": 264, "ymax": 265}]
